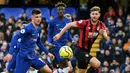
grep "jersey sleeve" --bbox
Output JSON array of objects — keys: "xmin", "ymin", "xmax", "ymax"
[
  {"xmin": 8, "ymin": 34, "xmax": 19, "ymax": 55},
  {"xmin": 76, "ymin": 20, "xmax": 86, "ymax": 28},
  {"xmin": 67, "ymin": 30, "xmax": 73, "ymax": 42},
  {"xmin": 101, "ymin": 22, "xmax": 107, "ymax": 31},
  {"xmin": 37, "ymin": 29, "xmax": 49, "ymax": 55},
  {"xmin": 47, "ymin": 21, "xmax": 54, "ymax": 44}
]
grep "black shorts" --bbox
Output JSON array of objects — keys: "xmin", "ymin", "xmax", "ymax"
[{"xmin": 74, "ymin": 46, "xmax": 92, "ymax": 69}]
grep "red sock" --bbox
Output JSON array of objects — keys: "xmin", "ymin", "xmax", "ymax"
[{"xmin": 69, "ymin": 71, "xmax": 72, "ymax": 73}]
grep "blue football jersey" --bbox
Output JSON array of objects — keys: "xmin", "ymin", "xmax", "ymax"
[
  {"xmin": 8, "ymin": 33, "xmax": 21, "ymax": 55},
  {"xmin": 18, "ymin": 23, "xmax": 48, "ymax": 60},
  {"xmin": 48, "ymin": 17, "xmax": 72, "ymax": 46}
]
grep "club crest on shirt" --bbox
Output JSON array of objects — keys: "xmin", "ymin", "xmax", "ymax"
[
  {"xmin": 56, "ymin": 24, "xmax": 59, "ymax": 26},
  {"xmin": 21, "ymin": 29, "xmax": 25, "ymax": 34},
  {"xmin": 78, "ymin": 20, "xmax": 83, "ymax": 24}
]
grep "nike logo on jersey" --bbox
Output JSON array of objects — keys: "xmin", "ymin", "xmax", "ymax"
[{"xmin": 56, "ymin": 24, "xmax": 59, "ymax": 26}]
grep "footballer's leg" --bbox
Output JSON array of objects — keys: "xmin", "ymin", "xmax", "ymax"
[
  {"xmin": 31, "ymin": 57, "xmax": 52, "ymax": 73},
  {"xmin": 74, "ymin": 47, "xmax": 92, "ymax": 73},
  {"xmin": 6, "ymin": 55, "xmax": 17, "ymax": 73},
  {"xmin": 54, "ymin": 51, "xmax": 73, "ymax": 73},
  {"xmin": 86, "ymin": 57, "xmax": 101, "ymax": 73},
  {"xmin": 14, "ymin": 54, "xmax": 31, "ymax": 73}
]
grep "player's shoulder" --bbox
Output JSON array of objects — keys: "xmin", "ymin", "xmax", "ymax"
[
  {"xmin": 20, "ymin": 23, "xmax": 31, "ymax": 33},
  {"xmin": 22, "ymin": 23, "xmax": 31, "ymax": 29},
  {"xmin": 64, "ymin": 17, "xmax": 70, "ymax": 20},
  {"xmin": 49, "ymin": 18, "xmax": 56, "ymax": 25},
  {"xmin": 98, "ymin": 20, "xmax": 105, "ymax": 25},
  {"xmin": 77, "ymin": 19, "xmax": 87, "ymax": 24},
  {"xmin": 38, "ymin": 26, "xmax": 41, "ymax": 32}
]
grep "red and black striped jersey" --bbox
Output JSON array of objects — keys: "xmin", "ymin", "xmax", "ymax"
[{"xmin": 76, "ymin": 19, "xmax": 106, "ymax": 51}]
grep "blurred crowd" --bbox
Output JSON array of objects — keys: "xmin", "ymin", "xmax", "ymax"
[{"xmin": 0, "ymin": 0, "xmax": 130, "ymax": 73}]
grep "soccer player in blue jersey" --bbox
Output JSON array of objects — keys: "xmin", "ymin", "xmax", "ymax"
[
  {"xmin": 14, "ymin": 9, "xmax": 54, "ymax": 73},
  {"xmin": 48, "ymin": 2, "xmax": 73, "ymax": 73},
  {"xmin": 3, "ymin": 21, "xmax": 28, "ymax": 73}
]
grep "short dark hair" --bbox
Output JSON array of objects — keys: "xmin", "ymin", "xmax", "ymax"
[
  {"xmin": 31, "ymin": 8, "xmax": 41, "ymax": 15},
  {"xmin": 55, "ymin": 2, "xmax": 66, "ymax": 8}
]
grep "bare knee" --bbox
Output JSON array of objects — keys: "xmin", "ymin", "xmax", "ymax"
[
  {"xmin": 5, "ymin": 70, "xmax": 11, "ymax": 73},
  {"xmin": 40, "ymin": 65, "xmax": 52, "ymax": 73},
  {"xmin": 89, "ymin": 57, "xmax": 101, "ymax": 68}
]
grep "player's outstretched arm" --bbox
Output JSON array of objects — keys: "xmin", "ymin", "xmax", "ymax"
[
  {"xmin": 47, "ymin": 22, "xmax": 53, "ymax": 44},
  {"xmin": 37, "ymin": 32, "xmax": 55, "ymax": 60},
  {"xmin": 3, "ymin": 34, "xmax": 19, "ymax": 62},
  {"xmin": 100, "ymin": 29, "xmax": 109, "ymax": 41},
  {"xmin": 53, "ymin": 21, "xmax": 77, "ymax": 41}
]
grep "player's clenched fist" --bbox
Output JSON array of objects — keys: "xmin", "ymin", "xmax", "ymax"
[
  {"xmin": 3, "ymin": 54, "xmax": 13, "ymax": 62},
  {"xmin": 48, "ymin": 53, "xmax": 55, "ymax": 60}
]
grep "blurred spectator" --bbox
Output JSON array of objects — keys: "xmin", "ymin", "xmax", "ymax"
[
  {"xmin": 109, "ymin": 69, "xmax": 115, "ymax": 73},
  {"xmin": 125, "ymin": 14, "xmax": 130, "ymax": 25},
  {"xmin": 0, "ymin": 32, "xmax": 4, "ymax": 43},
  {"xmin": 40, "ymin": 29, "xmax": 47, "ymax": 44},
  {"xmin": 116, "ymin": 6, "xmax": 125, "ymax": 21},
  {"xmin": 110, "ymin": 60, "xmax": 120, "ymax": 69},
  {"xmin": 50, "ymin": 16, "xmax": 54, "ymax": 20},
  {"xmin": 8, "ymin": 0, "xmax": 25, "ymax": 6},
  {"xmin": 20, "ymin": 13, "xmax": 28, "ymax": 21},
  {"xmin": 72, "ymin": 13, "xmax": 77, "ymax": 21},
  {"xmin": 79, "ymin": 0, "xmax": 88, "ymax": 10},
  {"xmin": 39, "ymin": 0, "xmax": 49, "ymax": 5},
  {"xmin": 125, "ymin": 46, "xmax": 130, "ymax": 57},
  {"xmin": 97, "ymin": 49, "xmax": 105, "ymax": 63},
  {"xmin": 26, "ymin": 0, "xmax": 39, "ymax": 5},
  {"xmin": 120, "ymin": 57, "xmax": 130, "ymax": 71},
  {"xmin": 123, "ymin": 38, "xmax": 130, "ymax": 51},
  {"xmin": 15, "ymin": 18, "xmax": 22, "ymax": 28},
  {"xmin": 117, "ymin": 39, "xmax": 123, "ymax": 48},
  {"xmin": 41, "ymin": 18, "xmax": 48, "ymax": 33},
  {"xmin": 103, "ymin": 6, "xmax": 116, "ymax": 20},
  {"xmin": 110, "ymin": 38, "xmax": 117, "ymax": 51},
  {"xmin": 0, "ymin": 21, "xmax": 5, "ymax": 32},
  {"xmin": 4, "ymin": 29, "xmax": 12, "ymax": 42},
  {"xmin": 123, "ymin": 25, "xmax": 129, "ymax": 40},
  {"xmin": 104, "ymin": 49, "xmax": 113, "ymax": 62},
  {"xmin": 5, "ymin": 17, "xmax": 15, "ymax": 33},
  {"xmin": 115, "ymin": 67, "xmax": 121, "ymax": 73},
  {"xmin": 106, "ymin": 17, "xmax": 116, "ymax": 37},
  {"xmin": 0, "ymin": 13, "xmax": 6, "ymax": 23},
  {"xmin": 101, "ymin": 61, "xmax": 110, "ymax": 73},
  {"xmin": 122, "ymin": 65, "xmax": 130, "ymax": 73},
  {"xmin": 115, "ymin": 30, "xmax": 125, "ymax": 40},
  {"xmin": 100, "ymin": 36, "xmax": 111, "ymax": 50},
  {"xmin": 116, "ymin": 18, "xmax": 124, "ymax": 32},
  {"xmin": 114, "ymin": 46, "xmax": 123, "ymax": 63}
]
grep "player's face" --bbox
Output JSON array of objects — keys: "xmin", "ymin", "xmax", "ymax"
[
  {"xmin": 57, "ymin": 6, "xmax": 65, "ymax": 17},
  {"xmin": 90, "ymin": 11, "xmax": 100, "ymax": 22},
  {"xmin": 32, "ymin": 13, "xmax": 42, "ymax": 26}
]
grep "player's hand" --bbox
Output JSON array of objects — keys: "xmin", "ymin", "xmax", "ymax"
[
  {"xmin": 3, "ymin": 54, "xmax": 13, "ymax": 62},
  {"xmin": 48, "ymin": 53, "xmax": 55, "ymax": 60},
  {"xmin": 99, "ymin": 29, "xmax": 105, "ymax": 34},
  {"xmin": 53, "ymin": 33, "xmax": 61, "ymax": 41}
]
